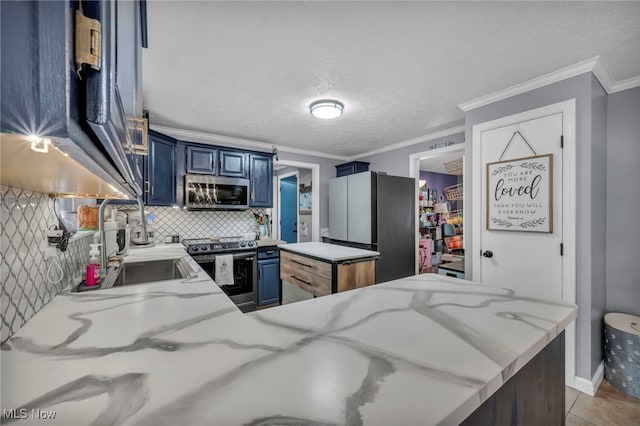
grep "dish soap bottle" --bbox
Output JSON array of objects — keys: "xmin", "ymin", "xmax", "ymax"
[{"xmin": 86, "ymin": 244, "xmax": 101, "ymax": 286}]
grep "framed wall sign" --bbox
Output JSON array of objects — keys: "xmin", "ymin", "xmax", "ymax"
[{"xmin": 486, "ymin": 154, "xmax": 553, "ymax": 233}]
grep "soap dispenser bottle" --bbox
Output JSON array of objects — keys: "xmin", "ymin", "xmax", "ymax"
[{"xmin": 86, "ymin": 244, "xmax": 101, "ymax": 286}]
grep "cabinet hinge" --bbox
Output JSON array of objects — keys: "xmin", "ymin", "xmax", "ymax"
[
  {"xmin": 74, "ymin": 9, "xmax": 102, "ymax": 73},
  {"xmin": 560, "ymin": 243, "xmax": 564, "ymax": 256},
  {"xmin": 560, "ymin": 135, "xmax": 564, "ymax": 149}
]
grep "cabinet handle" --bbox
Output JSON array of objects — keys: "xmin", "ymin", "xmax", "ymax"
[
  {"xmin": 290, "ymin": 275, "xmax": 311, "ymax": 286},
  {"xmin": 266, "ymin": 250, "xmax": 274, "ymax": 255},
  {"xmin": 145, "ymin": 181, "xmax": 150, "ymax": 193},
  {"xmin": 291, "ymin": 259, "xmax": 312, "ymax": 268}
]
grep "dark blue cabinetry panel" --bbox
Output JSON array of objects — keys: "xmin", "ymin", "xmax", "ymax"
[
  {"xmin": 336, "ymin": 161, "xmax": 370, "ymax": 177},
  {"xmin": 249, "ymin": 154, "xmax": 273, "ymax": 207},
  {"xmin": 258, "ymin": 258, "xmax": 280, "ymax": 306},
  {"xmin": 147, "ymin": 133, "xmax": 176, "ymax": 206},
  {"xmin": 186, "ymin": 146, "xmax": 217, "ymax": 174},
  {"xmin": 0, "ymin": 0, "xmax": 145, "ymax": 197},
  {"xmin": 219, "ymin": 150, "xmax": 248, "ymax": 178}
]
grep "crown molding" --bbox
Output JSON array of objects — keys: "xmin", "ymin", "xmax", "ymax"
[
  {"xmin": 591, "ymin": 58, "xmax": 615, "ymax": 92},
  {"xmin": 150, "ymin": 125, "xmax": 349, "ymax": 161},
  {"xmin": 349, "ymin": 125, "xmax": 465, "ymax": 160},
  {"xmin": 610, "ymin": 75, "xmax": 640, "ymax": 94},
  {"xmin": 458, "ymin": 56, "xmax": 626, "ymax": 112}
]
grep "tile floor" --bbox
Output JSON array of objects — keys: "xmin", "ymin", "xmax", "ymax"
[
  {"xmin": 566, "ymin": 381, "xmax": 640, "ymax": 425},
  {"xmin": 281, "ymin": 281, "xmax": 314, "ymax": 305}
]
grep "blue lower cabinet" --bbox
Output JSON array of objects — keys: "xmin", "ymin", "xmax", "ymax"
[{"xmin": 257, "ymin": 258, "xmax": 280, "ymax": 306}]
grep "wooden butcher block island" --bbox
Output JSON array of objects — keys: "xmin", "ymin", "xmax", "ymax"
[{"xmin": 280, "ymin": 242, "xmax": 380, "ymax": 295}]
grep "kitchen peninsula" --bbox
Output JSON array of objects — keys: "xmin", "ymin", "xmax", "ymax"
[
  {"xmin": 0, "ymin": 244, "xmax": 576, "ymax": 425},
  {"xmin": 280, "ymin": 242, "xmax": 380, "ymax": 295}
]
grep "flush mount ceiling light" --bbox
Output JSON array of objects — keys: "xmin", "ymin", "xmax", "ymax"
[{"xmin": 309, "ymin": 99, "xmax": 344, "ymax": 119}]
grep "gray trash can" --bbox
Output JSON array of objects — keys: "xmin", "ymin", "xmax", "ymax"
[{"xmin": 604, "ymin": 313, "xmax": 640, "ymax": 399}]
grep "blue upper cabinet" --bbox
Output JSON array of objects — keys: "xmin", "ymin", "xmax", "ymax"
[
  {"xmin": 219, "ymin": 149, "xmax": 248, "ymax": 178},
  {"xmin": 0, "ymin": 0, "xmax": 147, "ymax": 198},
  {"xmin": 186, "ymin": 146, "xmax": 217, "ymax": 174},
  {"xmin": 335, "ymin": 161, "xmax": 370, "ymax": 177},
  {"xmin": 147, "ymin": 132, "xmax": 176, "ymax": 206},
  {"xmin": 249, "ymin": 153, "xmax": 273, "ymax": 207}
]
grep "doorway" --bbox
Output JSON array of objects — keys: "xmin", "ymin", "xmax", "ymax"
[
  {"xmin": 272, "ymin": 160, "xmax": 320, "ymax": 244},
  {"xmin": 279, "ymin": 173, "xmax": 298, "ymax": 244},
  {"xmin": 410, "ymin": 144, "xmax": 466, "ymax": 277},
  {"xmin": 471, "ymin": 99, "xmax": 576, "ymax": 387}
]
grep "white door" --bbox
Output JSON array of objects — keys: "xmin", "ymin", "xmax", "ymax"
[
  {"xmin": 479, "ymin": 113, "xmax": 563, "ymax": 300},
  {"xmin": 472, "ymin": 100, "xmax": 576, "ymax": 388}
]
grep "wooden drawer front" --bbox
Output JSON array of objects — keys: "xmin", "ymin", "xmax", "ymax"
[
  {"xmin": 280, "ymin": 262, "xmax": 331, "ymax": 297},
  {"xmin": 281, "ymin": 251, "xmax": 332, "ymax": 280},
  {"xmin": 337, "ymin": 260, "xmax": 376, "ymax": 293}
]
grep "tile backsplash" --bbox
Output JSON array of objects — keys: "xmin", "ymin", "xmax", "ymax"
[
  {"xmin": 143, "ymin": 206, "xmax": 268, "ymax": 243},
  {"xmin": 1, "ymin": 186, "xmax": 93, "ymax": 344}
]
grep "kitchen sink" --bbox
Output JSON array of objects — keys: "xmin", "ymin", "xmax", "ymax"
[
  {"xmin": 75, "ymin": 258, "xmax": 198, "ymax": 291},
  {"xmin": 112, "ymin": 258, "xmax": 198, "ymax": 287}
]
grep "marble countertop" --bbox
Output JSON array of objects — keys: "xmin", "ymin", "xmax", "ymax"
[
  {"xmin": 281, "ymin": 242, "xmax": 381, "ymax": 262},
  {"xmin": 1, "ymin": 245, "xmax": 576, "ymax": 425},
  {"xmin": 256, "ymin": 239, "xmax": 286, "ymax": 247}
]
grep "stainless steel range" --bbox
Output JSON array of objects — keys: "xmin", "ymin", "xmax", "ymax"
[{"xmin": 183, "ymin": 237, "xmax": 257, "ymax": 312}]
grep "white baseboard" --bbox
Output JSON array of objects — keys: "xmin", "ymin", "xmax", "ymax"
[{"xmin": 573, "ymin": 361, "xmax": 604, "ymax": 396}]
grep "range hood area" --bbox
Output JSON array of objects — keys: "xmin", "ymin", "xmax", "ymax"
[{"xmin": 0, "ymin": 133, "xmax": 132, "ymax": 199}]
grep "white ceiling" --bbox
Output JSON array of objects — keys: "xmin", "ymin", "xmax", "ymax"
[{"xmin": 142, "ymin": 1, "xmax": 640, "ymax": 157}]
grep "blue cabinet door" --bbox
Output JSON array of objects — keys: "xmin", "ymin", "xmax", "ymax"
[
  {"xmin": 280, "ymin": 175, "xmax": 298, "ymax": 243},
  {"xmin": 249, "ymin": 153, "xmax": 273, "ymax": 207},
  {"xmin": 186, "ymin": 146, "xmax": 217, "ymax": 174},
  {"xmin": 219, "ymin": 150, "xmax": 248, "ymax": 178},
  {"xmin": 147, "ymin": 134, "xmax": 176, "ymax": 206},
  {"xmin": 258, "ymin": 258, "xmax": 280, "ymax": 306},
  {"xmin": 335, "ymin": 161, "xmax": 370, "ymax": 177}
]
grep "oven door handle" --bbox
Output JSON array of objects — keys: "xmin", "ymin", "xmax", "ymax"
[{"xmin": 232, "ymin": 252, "xmax": 255, "ymax": 261}]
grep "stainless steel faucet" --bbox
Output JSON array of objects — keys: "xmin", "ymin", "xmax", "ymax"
[{"xmin": 98, "ymin": 197, "xmax": 148, "ymax": 268}]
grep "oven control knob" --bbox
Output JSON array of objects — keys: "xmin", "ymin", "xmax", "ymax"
[
  {"xmin": 240, "ymin": 242, "xmax": 246, "ymax": 247},
  {"xmin": 191, "ymin": 247, "xmax": 199, "ymax": 252},
  {"xmin": 247, "ymin": 241, "xmax": 255, "ymax": 247},
  {"xmin": 200, "ymin": 245, "xmax": 209, "ymax": 251}
]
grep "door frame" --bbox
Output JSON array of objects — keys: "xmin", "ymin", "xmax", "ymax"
[
  {"xmin": 471, "ymin": 98, "xmax": 577, "ymax": 387},
  {"xmin": 277, "ymin": 171, "xmax": 300, "ymax": 244},
  {"xmin": 409, "ymin": 144, "xmax": 466, "ymax": 275},
  {"xmin": 272, "ymin": 160, "xmax": 321, "ymax": 243}
]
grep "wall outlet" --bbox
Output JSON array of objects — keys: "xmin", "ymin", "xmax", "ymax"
[{"xmin": 47, "ymin": 229, "xmax": 64, "ymax": 245}]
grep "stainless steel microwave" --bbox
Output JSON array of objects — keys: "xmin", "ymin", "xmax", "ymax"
[{"xmin": 185, "ymin": 174, "xmax": 250, "ymax": 210}]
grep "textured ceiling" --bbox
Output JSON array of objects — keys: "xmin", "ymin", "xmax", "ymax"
[{"xmin": 142, "ymin": 1, "xmax": 640, "ymax": 157}]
